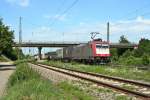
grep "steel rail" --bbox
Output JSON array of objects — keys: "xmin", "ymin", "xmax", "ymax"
[
  {"xmin": 31, "ymin": 63, "xmax": 150, "ymax": 99},
  {"xmin": 0, "ymin": 68, "xmax": 15, "ymax": 71}
]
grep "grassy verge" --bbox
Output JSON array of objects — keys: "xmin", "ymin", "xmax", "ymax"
[
  {"xmin": 0, "ymin": 55, "xmax": 8, "ymax": 62},
  {"xmin": 2, "ymin": 61, "xmax": 94, "ymax": 100},
  {"xmin": 40, "ymin": 61, "xmax": 150, "ymax": 82}
]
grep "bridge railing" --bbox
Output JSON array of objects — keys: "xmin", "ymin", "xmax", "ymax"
[{"xmin": 14, "ymin": 41, "xmax": 88, "ymax": 44}]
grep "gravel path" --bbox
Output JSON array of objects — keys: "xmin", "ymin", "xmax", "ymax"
[{"xmin": 0, "ymin": 62, "xmax": 15, "ymax": 97}]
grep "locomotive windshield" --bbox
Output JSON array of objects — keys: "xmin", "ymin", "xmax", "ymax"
[
  {"xmin": 95, "ymin": 44, "xmax": 109, "ymax": 55},
  {"xmin": 96, "ymin": 44, "xmax": 109, "ymax": 48}
]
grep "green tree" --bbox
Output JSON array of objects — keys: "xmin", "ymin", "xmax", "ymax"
[
  {"xmin": 0, "ymin": 18, "xmax": 19, "ymax": 60},
  {"xmin": 119, "ymin": 35, "xmax": 129, "ymax": 43},
  {"xmin": 134, "ymin": 38, "xmax": 150, "ymax": 57},
  {"xmin": 0, "ymin": 18, "xmax": 14, "ymax": 53},
  {"xmin": 117, "ymin": 35, "xmax": 131, "ymax": 56},
  {"xmin": 110, "ymin": 48, "xmax": 118, "ymax": 61},
  {"xmin": 8, "ymin": 48, "xmax": 24, "ymax": 60},
  {"xmin": 121, "ymin": 49, "xmax": 133, "ymax": 58},
  {"xmin": 142, "ymin": 54, "xmax": 149, "ymax": 65}
]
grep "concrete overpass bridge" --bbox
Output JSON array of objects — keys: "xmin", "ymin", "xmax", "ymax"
[
  {"xmin": 13, "ymin": 41, "xmax": 138, "ymax": 48},
  {"xmin": 13, "ymin": 41, "xmax": 138, "ymax": 59}
]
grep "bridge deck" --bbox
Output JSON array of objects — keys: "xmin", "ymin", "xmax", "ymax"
[{"xmin": 13, "ymin": 42, "xmax": 138, "ymax": 48}]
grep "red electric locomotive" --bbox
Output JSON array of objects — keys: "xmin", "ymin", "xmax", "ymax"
[{"xmin": 61, "ymin": 39, "xmax": 110, "ymax": 64}]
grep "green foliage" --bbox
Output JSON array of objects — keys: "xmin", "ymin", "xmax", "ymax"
[
  {"xmin": 14, "ymin": 59, "xmax": 34, "ymax": 65},
  {"xmin": 56, "ymin": 82, "xmax": 93, "ymax": 100},
  {"xmin": 110, "ymin": 48, "xmax": 119, "ymax": 61},
  {"xmin": 0, "ymin": 18, "xmax": 20, "ymax": 60},
  {"xmin": 117, "ymin": 50, "xmax": 143, "ymax": 65},
  {"xmin": 142, "ymin": 54, "xmax": 149, "ymax": 65},
  {"xmin": 115, "ymin": 95, "xmax": 130, "ymax": 100},
  {"xmin": 134, "ymin": 38, "xmax": 150, "ymax": 57},
  {"xmin": 23, "ymin": 54, "xmax": 32, "ymax": 59},
  {"xmin": 118, "ymin": 55, "xmax": 142, "ymax": 65},
  {"xmin": 110, "ymin": 48, "xmax": 118, "ymax": 56},
  {"xmin": 115, "ymin": 49, "xmax": 141, "ymax": 65},
  {"xmin": 112, "ymin": 37, "xmax": 150, "ymax": 66},
  {"xmin": 14, "ymin": 60, "xmax": 26, "ymax": 65},
  {"xmin": 121, "ymin": 49, "xmax": 133, "ymax": 58},
  {"xmin": 0, "ymin": 18, "xmax": 14, "ymax": 54},
  {"xmin": 4, "ymin": 62, "xmax": 94, "ymax": 100},
  {"xmin": 125, "ymin": 56, "xmax": 139, "ymax": 65},
  {"xmin": 117, "ymin": 35, "xmax": 130, "ymax": 56},
  {"xmin": 8, "ymin": 63, "xmax": 40, "ymax": 87},
  {"xmin": 3, "ymin": 48, "xmax": 17, "ymax": 60},
  {"xmin": 119, "ymin": 35, "xmax": 130, "ymax": 43},
  {"xmin": 133, "ymin": 49, "xmax": 141, "ymax": 57},
  {"xmin": 4, "ymin": 80, "xmax": 93, "ymax": 100},
  {"xmin": 0, "ymin": 55, "xmax": 7, "ymax": 62},
  {"xmin": 139, "ymin": 39, "xmax": 150, "ymax": 54}
]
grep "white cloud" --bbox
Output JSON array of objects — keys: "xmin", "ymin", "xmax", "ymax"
[
  {"xmin": 110, "ymin": 16, "xmax": 150, "ymax": 34},
  {"xmin": 64, "ymin": 16, "xmax": 150, "ymax": 42},
  {"xmin": 24, "ymin": 26, "xmax": 62, "ymax": 42},
  {"xmin": 43, "ymin": 14, "xmax": 67, "ymax": 21},
  {"xmin": 67, "ymin": 16, "xmax": 150, "ymax": 35},
  {"xmin": 6, "ymin": 0, "xmax": 29, "ymax": 7},
  {"xmin": 23, "ymin": 16, "xmax": 150, "ymax": 43},
  {"xmin": 19, "ymin": 0, "xmax": 29, "ymax": 7}
]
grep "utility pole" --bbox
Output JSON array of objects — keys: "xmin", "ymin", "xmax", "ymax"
[
  {"xmin": 62, "ymin": 32, "xmax": 64, "ymax": 42},
  {"xmin": 19, "ymin": 17, "xmax": 22, "ymax": 44},
  {"xmin": 18, "ymin": 17, "xmax": 22, "ymax": 60},
  {"xmin": 32, "ymin": 32, "xmax": 34, "ymax": 56},
  {"xmin": 29, "ymin": 40, "xmax": 31, "ymax": 55},
  {"xmin": 107, "ymin": 22, "xmax": 110, "ymax": 43}
]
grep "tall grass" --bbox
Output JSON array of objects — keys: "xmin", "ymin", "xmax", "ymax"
[
  {"xmin": 7, "ymin": 63, "xmax": 40, "ymax": 87},
  {"xmin": 0, "ymin": 55, "xmax": 8, "ymax": 62},
  {"xmin": 2, "ymin": 61, "xmax": 94, "ymax": 100}
]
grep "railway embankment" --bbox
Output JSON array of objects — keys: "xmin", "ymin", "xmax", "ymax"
[
  {"xmin": 39, "ymin": 61, "xmax": 150, "ymax": 83},
  {"xmin": 2, "ymin": 60, "xmax": 149, "ymax": 100},
  {"xmin": 2, "ymin": 61, "xmax": 94, "ymax": 100},
  {"xmin": 31, "ymin": 63, "xmax": 150, "ymax": 99}
]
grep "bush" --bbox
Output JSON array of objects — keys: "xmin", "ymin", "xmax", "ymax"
[
  {"xmin": 133, "ymin": 38, "xmax": 150, "ymax": 57},
  {"xmin": 142, "ymin": 54, "xmax": 149, "ymax": 65},
  {"xmin": 118, "ymin": 55, "xmax": 142, "ymax": 65},
  {"xmin": 111, "ymin": 56, "xmax": 119, "ymax": 62},
  {"xmin": 125, "ymin": 56, "xmax": 141, "ymax": 65},
  {"xmin": 121, "ymin": 50, "xmax": 133, "ymax": 58},
  {"xmin": 133, "ymin": 48, "xmax": 142, "ymax": 57},
  {"xmin": 8, "ymin": 63, "xmax": 40, "ymax": 87}
]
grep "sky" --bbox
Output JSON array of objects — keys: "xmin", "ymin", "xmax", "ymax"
[{"xmin": 0, "ymin": 0, "xmax": 150, "ymax": 54}]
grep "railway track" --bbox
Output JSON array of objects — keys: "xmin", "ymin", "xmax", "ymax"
[{"xmin": 31, "ymin": 63, "xmax": 150, "ymax": 99}]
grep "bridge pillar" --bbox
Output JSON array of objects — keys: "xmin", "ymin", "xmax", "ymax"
[{"xmin": 38, "ymin": 47, "xmax": 42, "ymax": 60}]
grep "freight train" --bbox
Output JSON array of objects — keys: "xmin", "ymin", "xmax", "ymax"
[{"xmin": 46, "ymin": 39, "xmax": 110, "ymax": 64}]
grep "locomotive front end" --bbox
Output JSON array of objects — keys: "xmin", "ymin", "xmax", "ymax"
[{"xmin": 92, "ymin": 41, "xmax": 110, "ymax": 63}]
